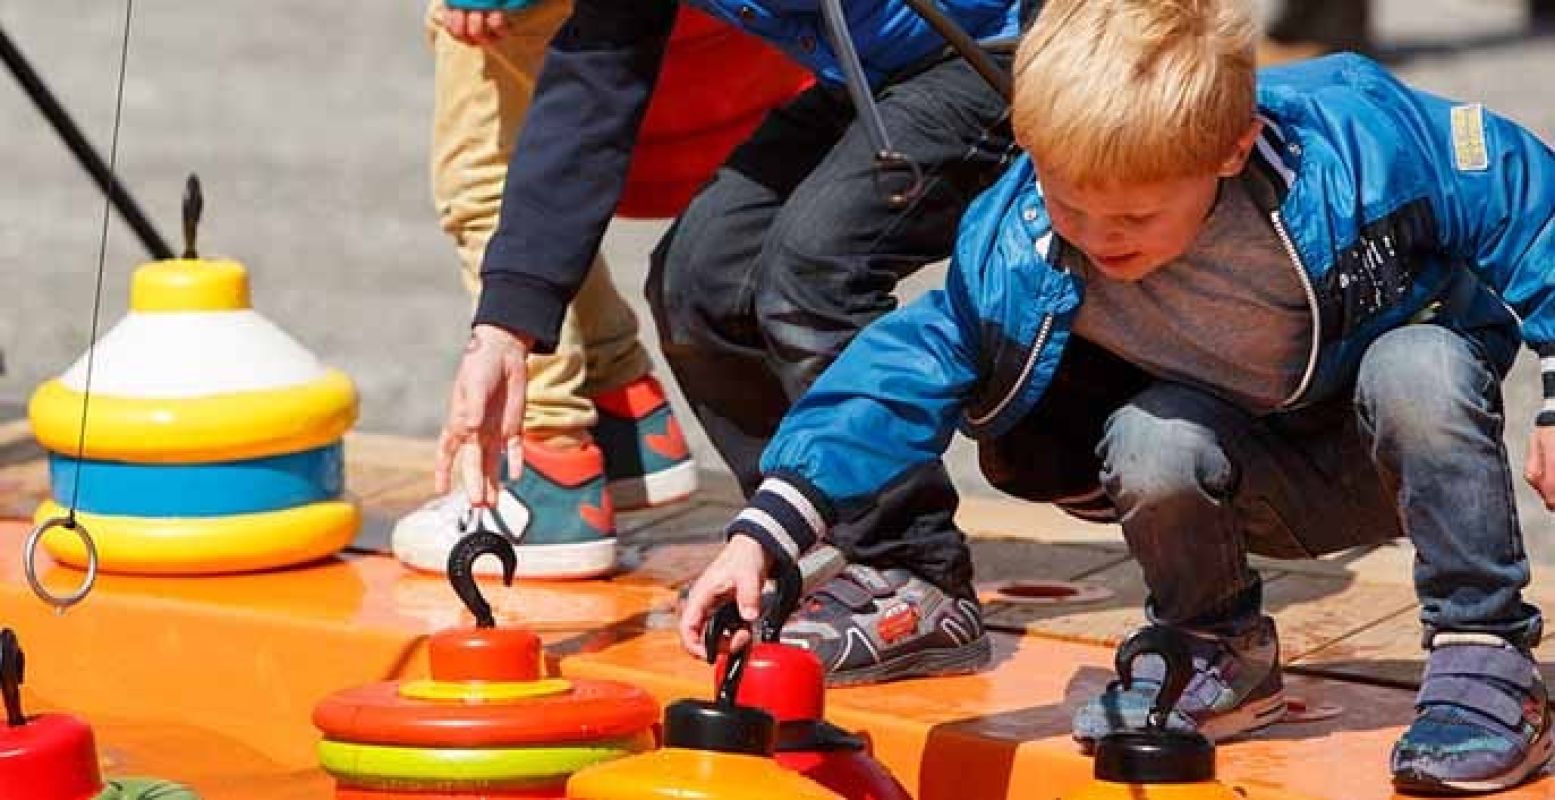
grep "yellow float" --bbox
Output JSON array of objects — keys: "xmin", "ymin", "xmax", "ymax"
[{"xmin": 28, "ymin": 188, "xmax": 359, "ymax": 574}]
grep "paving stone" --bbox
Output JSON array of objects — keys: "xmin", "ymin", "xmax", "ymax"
[
  {"xmin": 1296, "ymin": 585, "xmax": 1555, "ymax": 688},
  {"xmin": 1262, "ymin": 573, "xmax": 1419, "ymax": 661},
  {"xmin": 981, "ymin": 557, "xmax": 1152, "ymax": 644},
  {"xmin": 957, "ymin": 495, "xmax": 1121, "ymax": 545}
]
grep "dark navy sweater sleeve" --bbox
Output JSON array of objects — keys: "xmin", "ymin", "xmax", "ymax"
[{"xmin": 473, "ymin": 0, "xmax": 678, "ymax": 352}]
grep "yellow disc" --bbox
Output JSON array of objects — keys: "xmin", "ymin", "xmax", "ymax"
[
  {"xmin": 398, "ymin": 678, "xmax": 573, "ymax": 702},
  {"xmin": 131, "ymin": 259, "xmax": 251, "ymax": 312},
  {"xmin": 318, "ymin": 734, "xmax": 653, "ymax": 789},
  {"xmin": 34, "ymin": 499, "xmax": 358, "ymax": 575},
  {"xmin": 29, "ymin": 370, "xmax": 357, "ymax": 463}
]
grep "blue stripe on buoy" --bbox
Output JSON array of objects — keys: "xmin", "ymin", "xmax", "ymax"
[{"xmin": 49, "ymin": 443, "xmax": 345, "ymax": 517}]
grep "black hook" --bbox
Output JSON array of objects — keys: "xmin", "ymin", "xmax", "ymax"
[
  {"xmin": 446, "ymin": 513, "xmax": 516, "ymax": 629},
  {"xmin": 1, "ymin": 628, "xmax": 26, "ymax": 728},
  {"xmin": 181, "ymin": 173, "xmax": 202, "ymax": 260},
  {"xmin": 874, "ymin": 151, "xmax": 926, "ymax": 211},
  {"xmin": 757, "ymin": 562, "xmax": 803, "ymax": 643},
  {"xmin": 1115, "ymin": 625, "xmax": 1195, "ymax": 731},
  {"xmin": 702, "ymin": 604, "xmax": 750, "ymax": 706}
]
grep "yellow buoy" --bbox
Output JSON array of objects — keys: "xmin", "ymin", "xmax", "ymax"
[{"xmin": 28, "ymin": 178, "xmax": 359, "ymax": 575}]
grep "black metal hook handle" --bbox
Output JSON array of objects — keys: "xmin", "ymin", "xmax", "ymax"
[
  {"xmin": 447, "ymin": 513, "xmax": 516, "ymax": 629},
  {"xmin": 1, "ymin": 628, "xmax": 26, "ymax": 728},
  {"xmin": 704, "ymin": 605, "xmax": 755, "ymax": 708},
  {"xmin": 757, "ymin": 562, "xmax": 803, "ymax": 643},
  {"xmin": 1115, "ymin": 625, "xmax": 1194, "ymax": 731},
  {"xmin": 181, "ymin": 173, "xmax": 202, "ymax": 259},
  {"xmin": 873, "ymin": 150, "xmax": 926, "ymax": 211}
]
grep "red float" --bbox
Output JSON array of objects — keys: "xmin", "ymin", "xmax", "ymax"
[
  {"xmin": 312, "ymin": 677, "xmax": 658, "ymax": 749},
  {"xmin": 0, "ymin": 712, "xmax": 102, "ymax": 800}
]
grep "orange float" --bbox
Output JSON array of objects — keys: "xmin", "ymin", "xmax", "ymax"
[
  {"xmin": 619, "ymin": 7, "xmax": 812, "ymax": 219},
  {"xmin": 313, "ymin": 531, "xmax": 658, "ymax": 798}
]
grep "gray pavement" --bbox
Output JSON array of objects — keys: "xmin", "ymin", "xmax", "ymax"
[{"xmin": 1, "ymin": 1, "xmax": 1553, "ymax": 555}]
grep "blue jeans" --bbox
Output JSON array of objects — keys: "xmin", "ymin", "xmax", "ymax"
[
  {"xmin": 1099, "ymin": 324, "xmax": 1542, "ymax": 647},
  {"xmin": 646, "ymin": 54, "xmax": 1015, "ymax": 595}
]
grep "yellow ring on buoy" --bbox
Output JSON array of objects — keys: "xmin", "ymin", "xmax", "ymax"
[
  {"xmin": 29, "ymin": 370, "xmax": 357, "ymax": 463},
  {"xmin": 33, "ymin": 499, "xmax": 358, "ymax": 575},
  {"xmin": 318, "ymin": 732, "xmax": 653, "ymax": 789},
  {"xmin": 398, "ymin": 678, "xmax": 572, "ymax": 702},
  {"xmin": 130, "ymin": 259, "xmax": 250, "ymax": 312}
]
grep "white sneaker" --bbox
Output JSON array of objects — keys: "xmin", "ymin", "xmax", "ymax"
[{"xmin": 390, "ymin": 485, "xmax": 616, "ymax": 581}]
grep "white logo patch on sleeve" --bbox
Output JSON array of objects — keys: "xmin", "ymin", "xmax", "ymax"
[{"xmin": 1450, "ymin": 103, "xmax": 1490, "ymax": 172}]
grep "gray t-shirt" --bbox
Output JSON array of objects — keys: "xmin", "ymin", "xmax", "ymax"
[{"xmin": 1070, "ymin": 178, "xmax": 1312, "ymax": 414}]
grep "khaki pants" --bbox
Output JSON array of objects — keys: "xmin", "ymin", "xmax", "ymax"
[{"xmin": 427, "ymin": 0, "xmax": 651, "ymax": 435}]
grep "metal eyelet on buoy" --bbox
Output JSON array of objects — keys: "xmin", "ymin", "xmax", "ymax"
[{"xmin": 23, "ymin": 517, "xmax": 98, "ymax": 612}]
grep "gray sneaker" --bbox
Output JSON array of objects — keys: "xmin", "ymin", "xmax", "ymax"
[
  {"xmin": 778, "ymin": 563, "xmax": 991, "ymax": 687},
  {"xmin": 1073, "ymin": 616, "xmax": 1287, "ymax": 747}
]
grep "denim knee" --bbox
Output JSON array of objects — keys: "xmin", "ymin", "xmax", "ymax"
[
  {"xmin": 1100, "ymin": 405, "xmax": 1237, "ymax": 513},
  {"xmin": 1354, "ymin": 325, "xmax": 1496, "ymax": 455}
]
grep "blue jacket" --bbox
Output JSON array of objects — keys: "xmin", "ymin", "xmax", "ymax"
[
  {"xmin": 470, "ymin": 0, "xmax": 1023, "ymax": 350},
  {"xmin": 729, "ymin": 55, "xmax": 1555, "ymax": 566}
]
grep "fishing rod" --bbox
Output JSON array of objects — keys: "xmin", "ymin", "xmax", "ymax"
[
  {"xmin": 0, "ymin": 18, "xmax": 173, "ymax": 260},
  {"xmin": 817, "ymin": 0, "xmax": 1016, "ymax": 209}
]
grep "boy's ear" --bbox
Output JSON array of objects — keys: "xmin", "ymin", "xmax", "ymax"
[{"xmin": 1218, "ymin": 118, "xmax": 1266, "ymax": 177}]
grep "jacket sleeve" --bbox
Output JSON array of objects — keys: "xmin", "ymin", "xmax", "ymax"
[
  {"xmin": 1397, "ymin": 80, "xmax": 1555, "ymax": 350},
  {"xmin": 472, "ymin": 0, "xmax": 677, "ymax": 352},
  {"xmin": 726, "ymin": 257, "xmax": 986, "ymax": 565}
]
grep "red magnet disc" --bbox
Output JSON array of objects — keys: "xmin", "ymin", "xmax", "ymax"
[{"xmin": 314, "ymin": 679, "xmax": 658, "ymax": 748}]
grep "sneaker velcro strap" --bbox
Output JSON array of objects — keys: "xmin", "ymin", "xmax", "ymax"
[
  {"xmin": 1425, "ymin": 645, "xmax": 1537, "ymax": 691},
  {"xmin": 1418, "ymin": 675, "xmax": 1529, "ymax": 729},
  {"xmin": 841, "ymin": 564, "xmax": 896, "ymax": 597},
  {"xmin": 814, "ymin": 574, "xmax": 878, "ymax": 612}
]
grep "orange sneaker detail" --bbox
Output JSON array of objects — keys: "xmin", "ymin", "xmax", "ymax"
[
  {"xmin": 578, "ymin": 498, "xmax": 616, "ymax": 536},
  {"xmin": 521, "ymin": 437, "xmax": 606, "ymax": 489},
  {"xmin": 593, "ymin": 375, "xmax": 669, "ymax": 420},
  {"xmin": 644, "ymin": 414, "xmax": 690, "ymax": 460}
]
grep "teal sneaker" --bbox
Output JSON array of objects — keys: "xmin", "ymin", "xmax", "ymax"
[
  {"xmin": 391, "ymin": 438, "xmax": 616, "ymax": 579},
  {"xmin": 590, "ymin": 375, "xmax": 697, "ymax": 511}
]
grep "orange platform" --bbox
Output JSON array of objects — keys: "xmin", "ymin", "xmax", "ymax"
[{"xmin": 2, "ymin": 517, "xmax": 1553, "ymax": 800}]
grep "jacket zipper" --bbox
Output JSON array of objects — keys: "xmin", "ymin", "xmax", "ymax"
[
  {"xmin": 1272, "ymin": 210, "xmax": 1322, "ymax": 408},
  {"xmin": 968, "ymin": 308, "xmax": 1054, "ymax": 428}
]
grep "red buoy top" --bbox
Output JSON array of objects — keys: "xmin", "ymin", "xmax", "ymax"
[
  {"xmin": 430, "ymin": 626, "xmax": 542, "ymax": 682},
  {"xmin": 0, "ymin": 713, "xmax": 103, "ymax": 800},
  {"xmin": 719, "ymin": 642, "xmax": 826, "ymax": 724}
]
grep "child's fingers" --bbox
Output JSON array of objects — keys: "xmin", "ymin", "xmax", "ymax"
[
  {"xmin": 679, "ymin": 578, "xmax": 722, "ymax": 659},
  {"xmin": 484, "ymin": 11, "xmax": 509, "ymax": 38},
  {"xmin": 735, "ymin": 567, "xmax": 762, "ymax": 622}
]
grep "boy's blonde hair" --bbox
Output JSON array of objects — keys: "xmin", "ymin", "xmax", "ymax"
[{"xmin": 1013, "ymin": 0, "xmax": 1258, "ymax": 186}]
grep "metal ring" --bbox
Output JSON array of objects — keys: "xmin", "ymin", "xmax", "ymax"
[{"xmin": 23, "ymin": 516, "xmax": 98, "ymax": 611}]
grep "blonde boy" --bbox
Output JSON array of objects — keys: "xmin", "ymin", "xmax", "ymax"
[{"xmin": 680, "ymin": 0, "xmax": 1555, "ymax": 792}]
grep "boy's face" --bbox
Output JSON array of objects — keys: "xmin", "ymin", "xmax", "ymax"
[{"xmin": 1035, "ymin": 121, "xmax": 1264, "ymax": 282}]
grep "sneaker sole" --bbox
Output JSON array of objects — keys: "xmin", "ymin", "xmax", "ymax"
[
  {"xmin": 824, "ymin": 634, "xmax": 994, "ymax": 688},
  {"xmin": 608, "ymin": 460, "xmax": 699, "ymax": 511},
  {"xmin": 396, "ymin": 538, "xmax": 617, "ymax": 580},
  {"xmin": 1393, "ymin": 729, "xmax": 1555, "ymax": 795},
  {"xmin": 1074, "ymin": 690, "xmax": 1289, "ymax": 751}
]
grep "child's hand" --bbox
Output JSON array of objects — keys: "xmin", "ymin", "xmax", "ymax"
[
  {"xmin": 1524, "ymin": 426, "xmax": 1555, "ymax": 510},
  {"xmin": 678, "ymin": 535, "xmax": 775, "ymax": 660},
  {"xmin": 438, "ymin": 7, "xmax": 513, "ymax": 45},
  {"xmin": 435, "ymin": 324, "xmax": 532, "ymax": 508}
]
